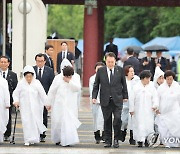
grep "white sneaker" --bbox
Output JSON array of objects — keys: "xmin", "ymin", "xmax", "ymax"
[{"xmin": 24, "ymin": 143, "xmax": 30, "ymax": 146}]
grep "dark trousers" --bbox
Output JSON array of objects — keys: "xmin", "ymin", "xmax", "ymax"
[
  {"xmin": 4, "ymin": 107, "xmax": 12, "ymax": 137},
  {"xmin": 101, "ymin": 99, "xmax": 123, "ymax": 144},
  {"xmin": 40, "ymin": 107, "xmax": 48, "ymax": 138}
]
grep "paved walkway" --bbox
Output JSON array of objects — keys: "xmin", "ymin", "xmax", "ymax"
[{"xmin": 0, "ymin": 89, "xmax": 180, "ymax": 153}]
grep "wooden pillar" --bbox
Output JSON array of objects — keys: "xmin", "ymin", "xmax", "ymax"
[{"xmin": 83, "ymin": 0, "xmax": 104, "ymax": 87}]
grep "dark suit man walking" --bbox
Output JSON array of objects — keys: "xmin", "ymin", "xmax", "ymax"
[
  {"xmin": 104, "ymin": 38, "xmax": 118, "ymax": 60},
  {"xmin": 33, "ymin": 53, "xmax": 55, "ymax": 142},
  {"xmin": 57, "ymin": 42, "xmax": 74, "ymax": 73},
  {"xmin": 123, "ymin": 47, "xmax": 140, "ymax": 75},
  {"xmin": 0, "ymin": 56, "xmax": 18, "ymax": 141},
  {"xmin": 92, "ymin": 52, "xmax": 128, "ymax": 148},
  {"xmin": 44, "ymin": 45, "xmax": 54, "ymax": 71}
]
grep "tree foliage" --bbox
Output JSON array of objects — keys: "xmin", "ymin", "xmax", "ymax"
[
  {"xmin": 105, "ymin": 6, "xmax": 180, "ymax": 43},
  {"xmin": 47, "ymin": 5, "xmax": 84, "ymax": 39}
]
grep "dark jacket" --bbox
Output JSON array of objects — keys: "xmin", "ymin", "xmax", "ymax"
[
  {"xmin": 6, "ymin": 70, "xmax": 18, "ymax": 105},
  {"xmin": 123, "ymin": 56, "xmax": 140, "ymax": 75},
  {"xmin": 104, "ymin": 44, "xmax": 118, "ymax": 59},
  {"xmin": 33, "ymin": 66, "xmax": 55, "ymax": 94},
  {"xmin": 44, "ymin": 54, "xmax": 54, "ymax": 72},
  {"xmin": 92, "ymin": 66, "xmax": 128, "ymax": 107},
  {"xmin": 56, "ymin": 51, "xmax": 74, "ymax": 73}
]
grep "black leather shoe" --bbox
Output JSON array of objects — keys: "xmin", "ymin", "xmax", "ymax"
[
  {"xmin": 4, "ymin": 136, "xmax": 10, "ymax": 142},
  {"xmin": 129, "ymin": 139, "xmax": 136, "ymax": 145},
  {"xmin": 40, "ymin": 137, "xmax": 45, "ymax": 142},
  {"xmin": 144, "ymin": 139, "xmax": 149, "ymax": 147},
  {"xmin": 137, "ymin": 142, "xmax": 143, "ymax": 147},
  {"xmin": 56, "ymin": 142, "xmax": 61, "ymax": 145},
  {"xmin": 113, "ymin": 140, "xmax": 119, "ymax": 148},
  {"xmin": 104, "ymin": 142, "xmax": 111, "ymax": 148},
  {"xmin": 96, "ymin": 140, "xmax": 101, "ymax": 144}
]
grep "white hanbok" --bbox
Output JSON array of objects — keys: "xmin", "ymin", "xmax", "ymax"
[
  {"xmin": 155, "ymin": 81, "xmax": 180, "ymax": 147},
  {"xmin": 89, "ymin": 74, "xmax": 104, "ymax": 132},
  {"xmin": 46, "ymin": 69, "xmax": 81, "ymax": 146},
  {"xmin": 13, "ymin": 66, "xmax": 47, "ymax": 144},
  {"xmin": 129, "ymin": 81, "xmax": 159, "ymax": 142},
  {"xmin": 0, "ymin": 76, "xmax": 10, "ymax": 142},
  {"xmin": 121, "ymin": 75, "xmax": 140, "ymax": 131}
]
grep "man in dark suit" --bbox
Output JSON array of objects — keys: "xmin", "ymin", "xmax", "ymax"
[
  {"xmin": 92, "ymin": 52, "xmax": 128, "ymax": 148},
  {"xmin": 44, "ymin": 44, "xmax": 54, "ymax": 71},
  {"xmin": 123, "ymin": 47, "xmax": 140, "ymax": 75},
  {"xmin": 140, "ymin": 51, "xmax": 156, "ymax": 79},
  {"xmin": 57, "ymin": 41, "xmax": 75, "ymax": 73},
  {"xmin": 104, "ymin": 38, "xmax": 118, "ymax": 59},
  {"xmin": 0, "ymin": 56, "xmax": 18, "ymax": 141},
  {"xmin": 33, "ymin": 53, "xmax": 55, "ymax": 142},
  {"xmin": 156, "ymin": 51, "xmax": 168, "ymax": 72}
]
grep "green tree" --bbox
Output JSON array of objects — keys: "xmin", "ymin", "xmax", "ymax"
[{"xmin": 47, "ymin": 5, "xmax": 84, "ymax": 39}]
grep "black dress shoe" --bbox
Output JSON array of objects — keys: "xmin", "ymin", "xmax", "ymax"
[
  {"xmin": 137, "ymin": 142, "xmax": 143, "ymax": 147},
  {"xmin": 113, "ymin": 140, "xmax": 119, "ymax": 148},
  {"xmin": 144, "ymin": 139, "xmax": 149, "ymax": 147},
  {"xmin": 119, "ymin": 129, "xmax": 127, "ymax": 142},
  {"xmin": 96, "ymin": 140, "xmax": 101, "ymax": 144},
  {"xmin": 4, "ymin": 136, "xmax": 10, "ymax": 142},
  {"xmin": 56, "ymin": 142, "xmax": 61, "ymax": 145},
  {"xmin": 129, "ymin": 139, "xmax": 136, "ymax": 145},
  {"xmin": 104, "ymin": 142, "xmax": 111, "ymax": 148},
  {"xmin": 40, "ymin": 137, "xmax": 45, "ymax": 142}
]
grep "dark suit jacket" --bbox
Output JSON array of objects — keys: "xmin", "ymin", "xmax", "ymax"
[
  {"xmin": 44, "ymin": 54, "xmax": 54, "ymax": 72},
  {"xmin": 140, "ymin": 57, "xmax": 156, "ymax": 76},
  {"xmin": 92, "ymin": 66, "xmax": 128, "ymax": 107},
  {"xmin": 57, "ymin": 51, "xmax": 75, "ymax": 73},
  {"xmin": 158, "ymin": 57, "xmax": 168, "ymax": 72},
  {"xmin": 123, "ymin": 56, "xmax": 140, "ymax": 75},
  {"xmin": 6, "ymin": 70, "xmax": 18, "ymax": 105},
  {"xmin": 33, "ymin": 66, "xmax": 55, "ymax": 94},
  {"xmin": 104, "ymin": 44, "xmax": 118, "ymax": 59}
]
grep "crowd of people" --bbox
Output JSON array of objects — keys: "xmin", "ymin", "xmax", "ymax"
[{"xmin": 0, "ymin": 40, "xmax": 180, "ymax": 150}]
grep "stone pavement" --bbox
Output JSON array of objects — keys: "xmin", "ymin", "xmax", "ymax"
[{"xmin": 0, "ymin": 88, "xmax": 180, "ymax": 153}]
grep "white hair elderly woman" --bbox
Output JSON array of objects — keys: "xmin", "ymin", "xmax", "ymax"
[
  {"xmin": 0, "ymin": 75, "xmax": 10, "ymax": 143},
  {"xmin": 13, "ymin": 65, "xmax": 47, "ymax": 146},
  {"xmin": 46, "ymin": 59, "xmax": 81, "ymax": 146}
]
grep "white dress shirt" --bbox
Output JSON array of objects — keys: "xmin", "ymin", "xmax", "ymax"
[
  {"xmin": 106, "ymin": 67, "xmax": 114, "ymax": 83},
  {"xmin": 0, "ymin": 69, "xmax": 8, "ymax": 79}
]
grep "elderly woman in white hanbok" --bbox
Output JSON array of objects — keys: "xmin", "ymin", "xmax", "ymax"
[
  {"xmin": 0, "ymin": 76, "xmax": 10, "ymax": 143},
  {"xmin": 129, "ymin": 70, "xmax": 159, "ymax": 147},
  {"xmin": 13, "ymin": 66, "xmax": 47, "ymax": 146},
  {"xmin": 46, "ymin": 59, "xmax": 81, "ymax": 146},
  {"xmin": 89, "ymin": 62, "xmax": 105, "ymax": 144},
  {"xmin": 153, "ymin": 66, "xmax": 164, "ymax": 89},
  {"xmin": 155, "ymin": 70, "xmax": 180, "ymax": 148},
  {"xmin": 120, "ymin": 65, "xmax": 139, "ymax": 145}
]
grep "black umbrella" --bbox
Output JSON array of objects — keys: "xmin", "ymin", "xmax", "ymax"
[
  {"xmin": 123, "ymin": 46, "xmax": 143, "ymax": 53},
  {"xmin": 143, "ymin": 45, "xmax": 169, "ymax": 52}
]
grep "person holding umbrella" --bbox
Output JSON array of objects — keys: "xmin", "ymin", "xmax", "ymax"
[
  {"xmin": 140, "ymin": 51, "xmax": 156, "ymax": 79},
  {"xmin": 156, "ymin": 51, "xmax": 168, "ymax": 72}
]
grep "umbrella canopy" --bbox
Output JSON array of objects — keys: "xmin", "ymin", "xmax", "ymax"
[
  {"xmin": 143, "ymin": 45, "xmax": 169, "ymax": 52},
  {"xmin": 123, "ymin": 46, "xmax": 143, "ymax": 53}
]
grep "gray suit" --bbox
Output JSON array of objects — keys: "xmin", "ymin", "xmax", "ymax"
[{"xmin": 92, "ymin": 66, "xmax": 128, "ymax": 143}]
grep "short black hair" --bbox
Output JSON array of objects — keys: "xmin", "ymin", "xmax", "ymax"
[
  {"xmin": 45, "ymin": 44, "xmax": 53, "ymax": 51},
  {"xmin": 94, "ymin": 62, "xmax": 105, "ymax": 69},
  {"xmin": 0, "ymin": 56, "xmax": 10, "ymax": 62},
  {"xmin": 105, "ymin": 52, "xmax": 116, "ymax": 60},
  {"xmin": 127, "ymin": 47, "xmax": 134, "ymax": 55},
  {"xmin": 61, "ymin": 41, "xmax": 68, "ymax": 46},
  {"xmin": 139, "ymin": 70, "xmax": 152, "ymax": 80},
  {"xmin": 24, "ymin": 72, "xmax": 34, "ymax": 77},
  {"xmin": 35, "ymin": 53, "xmax": 46, "ymax": 61},
  {"xmin": 164, "ymin": 70, "xmax": 175, "ymax": 79},
  {"xmin": 63, "ymin": 66, "xmax": 74, "ymax": 76}
]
